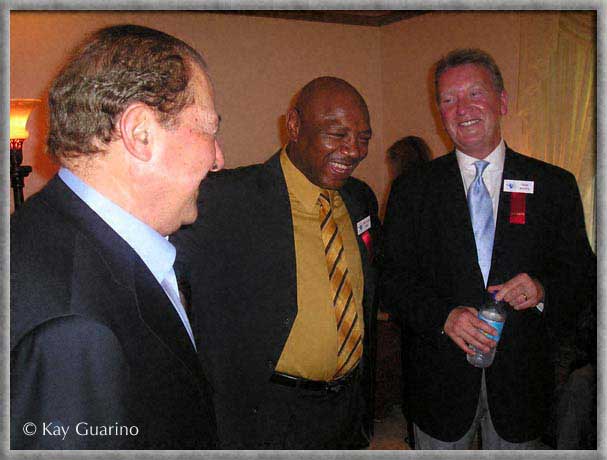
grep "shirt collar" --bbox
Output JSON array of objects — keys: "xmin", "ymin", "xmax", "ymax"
[
  {"xmin": 456, "ymin": 139, "xmax": 506, "ymax": 173},
  {"xmin": 58, "ymin": 167, "xmax": 175, "ymax": 284},
  {"xmin": 280, "ymin": 147, "xmax": 324, "ymax": 213}
]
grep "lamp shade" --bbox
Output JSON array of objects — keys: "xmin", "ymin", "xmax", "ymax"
[{"xmin": 10, "ymin": 99, "xmax": 41, "ymax": 140}]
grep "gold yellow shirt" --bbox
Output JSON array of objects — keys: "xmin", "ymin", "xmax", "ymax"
[{"xmin": 275, "ymin": 149, "xmax": 364, "ymax": 381}]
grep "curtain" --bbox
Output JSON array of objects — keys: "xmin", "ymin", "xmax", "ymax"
[{"xmin": 517, "ymin": 12, "xmax": 596, "ymax": 249}]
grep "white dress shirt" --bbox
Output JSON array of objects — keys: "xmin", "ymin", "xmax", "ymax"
[
  {"xmin": 455, "ymin": 142, "xmax": 544, "ymax": 311},
  {"xmin": 58, "ymin": 167, "xmax": 196, "ymax": 349},
  {"xmin": 456, "ymin": 140, "xmax": 506, "ymax": 226}
]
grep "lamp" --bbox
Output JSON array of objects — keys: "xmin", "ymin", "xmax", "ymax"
[{"xmin": 10, "ymin": 99, "xmax": 40, "ymax": 209}]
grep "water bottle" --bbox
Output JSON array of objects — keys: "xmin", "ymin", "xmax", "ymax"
[{"xmin": 467, "ymin": 292, "xmax": 508, "ymax": 368}]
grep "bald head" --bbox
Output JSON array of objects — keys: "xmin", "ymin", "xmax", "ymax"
[
  {"xmin": 286, "ymin": 76, "xmax": 372, "ymax": 190},
  {"xmin": 294, "ymin": 77, "xmax": 369, "ymax": 123}
]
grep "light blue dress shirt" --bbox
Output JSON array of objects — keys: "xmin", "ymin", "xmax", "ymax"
[{"xmin": 58, "ymin": 167, "xmax": 196, "ymax": 348}]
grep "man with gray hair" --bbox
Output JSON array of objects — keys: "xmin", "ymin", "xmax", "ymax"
[
  {"xmin": 11, "ymin": 24, "xmax": 223, "ymax": 449},
  {"xmin": 382, "ymin": 48, "xmax": 593, "ymax": 449}
]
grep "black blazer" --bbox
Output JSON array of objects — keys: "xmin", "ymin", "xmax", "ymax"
[
  {"xmin": 10, "ymin": 176, "xmax": 217, "ymax": 449},
  {"xmin": 381, "ymin": 147, "xmax": 594, "ymax": 443},
  {"xmin": 172, "ymin": 152, "xmax": 381, "ymax": 448}
]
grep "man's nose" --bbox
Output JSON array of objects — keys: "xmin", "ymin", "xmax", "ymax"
[
  {"xmin": 340, "ymin": 135, "xmax": 363, "ymax": 159},
  {"xmin": 213, "ymin": 139, "xmax": 225, "ymax": 171},
  {"xmin": 456, "ymin": 96, "xmax": 470, "ymax": 115}
]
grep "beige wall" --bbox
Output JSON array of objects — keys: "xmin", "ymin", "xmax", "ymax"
[
  {"xmin": 380, "ymin": 12, "xmax": 523, "ymax": 183},
  {"xmin": 11, "ymin": 11, "xmax": 537, "ymax": 212},
  {"xmin": 10, "ymin": 11, "xmax": 383, "ymax": 207}
]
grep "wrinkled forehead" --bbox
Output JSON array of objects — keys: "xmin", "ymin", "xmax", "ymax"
[
  {"xmin": 438, "ymin": 63, "xmax": 494, "ymax": 90},
  {"xmin": 189, "ymin": 65, "xmax": 219, "ymax": 133},
  {"xmin": 189, "ymin": 64, "xmax": 215, "ymax": 109},
  {"xmin": 304, "ymin": 89, "xmax": 370, "ymax": 124}
]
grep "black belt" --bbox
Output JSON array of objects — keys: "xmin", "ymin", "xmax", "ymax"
[{"xmin": 270, "ymin": 368, "xmax": 358, "ymax": 393}]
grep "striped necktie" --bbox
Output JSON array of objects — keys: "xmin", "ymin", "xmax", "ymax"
[{"xmin": 318, "ymin": 190, "xmax": 363, "ymax": 378}]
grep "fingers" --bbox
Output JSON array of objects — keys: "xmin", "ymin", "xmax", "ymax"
[
  {"xmin": 489, "ymin": 273, "xmax": 544, "ymax": 310},
  {"xmin": 444, "ymin": 307, "xmax": 474, "ymax": 353},
  {"xmin": 460, "ymin": 327, "xmax": 495, "ymax": 354},
  {"xmin": 473, "ymin": 316, "xmax": 497, "ymax": 336},
  {"xmin": 487, "ymin": 284, "xmax": 503, "ymax": 294},
  {"xmin": 444, "ymin": 307, "xmax": 497, "ymax": 354},
  {"xmin": 450, "ymin": 334, "xmax": 473, "ymax": 354}
]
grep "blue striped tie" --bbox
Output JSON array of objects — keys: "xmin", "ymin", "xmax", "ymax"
[{"xmin": 468, "ymin": 161, "xmax": 494, "ymax": 286}]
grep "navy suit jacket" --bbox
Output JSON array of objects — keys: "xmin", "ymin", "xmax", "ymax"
[
  {"xmin": 172, "ymin": 152, "xmax": 380, "ymax": 448},
  {"xmin": 381, "ymin": 147, "xmax": 594, "ymax": 442},
  {"xmin": 10, "ymin": 176, "xmax": 217, "ymax": 449}
]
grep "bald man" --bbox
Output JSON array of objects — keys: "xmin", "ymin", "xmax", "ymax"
[{"xmin": 172, "ymin": 77, "xmax": 380, "ymax": 449}]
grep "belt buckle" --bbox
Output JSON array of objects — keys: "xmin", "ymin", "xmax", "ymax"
[
  {"xmin": 326, "ymin": 377, "xmax": 346, "ymax": 393},
  {"xmin": 326, "ymin": 381, "xmax": 341, "ymax": 393},
  {"xmin": 329, "ymin": 368, "xmax": 357, "ymax": 393}
]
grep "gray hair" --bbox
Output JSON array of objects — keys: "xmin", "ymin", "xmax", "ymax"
[{"xmin": 434, "ymin": 48, "xmax": 504, "ymax": 103}]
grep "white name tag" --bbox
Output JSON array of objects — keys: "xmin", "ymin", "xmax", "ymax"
[
  {"xmin": 357, "ymin": 216, "xmax": 371, "ymax": 235},
  {"xmin": 503, "ymin": 179, "xmax": 534, "ymax": 194}
]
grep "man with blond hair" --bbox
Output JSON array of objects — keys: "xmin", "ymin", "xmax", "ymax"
[{"xmin": 382, "ymin": 48, "xmax": 594, "ymax": 449}]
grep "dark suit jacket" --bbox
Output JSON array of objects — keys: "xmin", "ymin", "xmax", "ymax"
[
  {"xmin": 172, "ymin": 152, "xmax": 380, "ymax": 448},
  {"xmin": 381, "ymin": 147, "xmax": 594, "ymax": 443},
  {"xmin": 10, "ymin": 176, "xmax": 217, "ymax": 449}
]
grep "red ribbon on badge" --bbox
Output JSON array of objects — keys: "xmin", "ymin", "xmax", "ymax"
[
  {"xmin": 509, "ymin": 192, "xmax": 526, "ymax": 224},
  {"xmin": 361, "ymin": 230, "xmax": 373, "ymax": 261}
]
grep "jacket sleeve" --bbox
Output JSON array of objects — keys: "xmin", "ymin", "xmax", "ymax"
[
  {"xmin": 11, "ymin": 315, "xmax": 131, "ymax": 449},
  {"xmin": 380, "ymin": 172, "xmax": 458, "ymax": 337},
  {"xmin": 535, "ymin": 169, "xmax": 595, "ymax": 337}
]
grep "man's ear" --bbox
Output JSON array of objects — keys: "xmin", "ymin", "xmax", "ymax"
[
  {"xmin": 286, "ymin": 108, "xmax": 301, "ymax": 142},
  {"xmin": 119, "ymin": 103, "xmax": 155, "ymax": 162},
  {"xmin": 499, "ymin": 90, "xmax": 508, "ymax": 116}
]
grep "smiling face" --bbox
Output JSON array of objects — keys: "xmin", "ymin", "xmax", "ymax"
[
  {"xmin": 151, "ymin": 66, "xmax": 224, "ymax": 234},
  {"xmin": 286, "ymin": 84, "xmax": 372, "ymax": 190},
  {"xmin": 438, "ymin": 63, "xmax": 508, "ymax": 159}
]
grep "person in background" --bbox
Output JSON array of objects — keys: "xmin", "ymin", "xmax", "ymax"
[
  {"xmin": 376, "ymin": 134, "xmax": 433, "ymax": 447},
  {"xmin": 172, "ymin": 76, "xmax": 380, "ymax": 449},
  {"xmin": 381, "ymin": 48, "xmax": 594, "ymax": 449},
  {"xmin": 551, "ymin": 253, "xmax": 596, "ymax": 449},
  {"xmin": 11, "ymin": 24, "xmax": 223, "ymax": 449},
  {"xmin": 387, "ymin": 135, "xmax": 432, "ymax": 179}
]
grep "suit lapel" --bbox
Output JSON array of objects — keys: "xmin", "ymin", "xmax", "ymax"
[
  {"xmin": 440, "ymin": 153, "xmax": 486, "ymax": 289},
  {"xmin": 263, "ymin": 153, "xmax": 297, "ymax": 281},
  {"xmin": 43, "ymin": 176, "xmax": 135, "ymax": 289},
  {"xmin": 134, "ymin": 263, "xmax": 203, "ymax": 377},
  {"xmin": 47, "ymin": 175, "xmax": 202, "ymax": 378},
  {"xmin": 262, "ymin": 152, "xmax": 298, "ymax": 327},
  {"xmin": 489, "ymin": 148, "xmax": 529, "ymax": 285},
  {"xmin": 339, "ymin": 186, "xmax": 370, "ymax": 276}
]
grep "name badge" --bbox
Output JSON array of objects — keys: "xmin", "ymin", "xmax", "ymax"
[
  {"xmin": 357, "ymin": 216, "xmax": 371, "ymax": 235},
  {"xmin": 503, "ymin": 179, "xmax": 534, "ymax": 194}
]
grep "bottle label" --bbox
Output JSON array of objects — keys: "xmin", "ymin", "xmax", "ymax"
[{"xmin": 479, "ymin": 314, "xmax": 504, "ymax": 341}]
